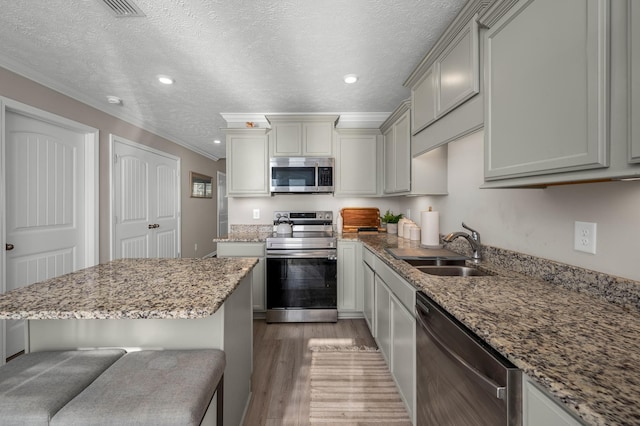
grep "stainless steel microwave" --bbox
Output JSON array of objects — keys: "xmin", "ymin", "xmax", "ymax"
[{"xmin": 270, "ymin": 157, "xmax": 334, "ymax": 193}]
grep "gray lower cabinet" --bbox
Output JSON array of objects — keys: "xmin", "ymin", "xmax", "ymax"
[
  {"xmin": 483, "ymin": 0, "xmax": 610, "ymax": 181},
  {"xmin": 216, "ymin": 242, "xmax": 266, "ymax": 313},
  {"xmin": 370, "ymin": 253, "xmax": 417, "ymax": 424},
  {"xmin": 337, "ymin": 241, "xmax": 363, "ymax": 316},
  {"xmin": 523, "ymin": 375, "xmax": 584, "ymax": 425},
  {"xmin": 390, "ymin": 292, "xmax": 416, "ymax": 425},
  {"xmin": 631, "ymin": 1, "xmax": 640, "ymax": 163},
  {"xmin": 374, "ymin": 276, "xmax": 392, "ymax": 363},
  {"xmin": 362, "ymin": 249, "xmax": 376, "ymax": 334}
]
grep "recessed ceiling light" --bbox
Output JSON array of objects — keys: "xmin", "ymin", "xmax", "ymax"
[
  {"xmin": 106, "ymin": 95, "xmax": 122, "ymax": 105},
  {"xmin": 157, "ymin": 75, "xmax": 174, "ymax": 85},
  {"xmin": 343, "ymin": 74, "xmax": 359, "ymax": 84},
  {"xmin": 213, "ymin": 139, "xmax": 221, "ymax": 144}
]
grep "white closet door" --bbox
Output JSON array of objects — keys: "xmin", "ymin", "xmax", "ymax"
[
  {"xmin": 113, "ymin": 138, "xmax": 180, "ymax": 259},
  {"xmin": 4, "ymin": 111, "xmax": 87, "ymax": 357}
]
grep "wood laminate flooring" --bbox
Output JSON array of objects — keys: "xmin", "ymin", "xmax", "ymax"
[{"xmin": 243, "ymin": 319, "xmax": 377, "ymax": 426}]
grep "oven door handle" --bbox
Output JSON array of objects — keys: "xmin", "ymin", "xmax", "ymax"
[
  {"xmin": 267, "ymin": 250, "xmax": 337, "ymax": 259},
  {"xmin": 416, "ymin": 303, "xmax": 507, "ymax": 400}
]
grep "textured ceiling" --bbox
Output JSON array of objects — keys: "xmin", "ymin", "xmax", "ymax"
[{"xmin": 0, "ymin": 0, "xmax": 465, "ymax": 160}]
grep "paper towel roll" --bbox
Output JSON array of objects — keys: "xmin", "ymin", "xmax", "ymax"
[{"xmin": 421, "ymin": 210, "xmax": 441, "ymax": 247}]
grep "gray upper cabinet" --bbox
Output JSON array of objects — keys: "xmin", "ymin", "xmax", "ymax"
[
  {"xmin": 406, "ymin": 2, "xmax": 488, "ymax": 155},
  {"xmin": 266, "ymin": 114, "xmax": 337, "ymax": 157},
  {"xmin": 410, "ymin": 17, "xmax": 480, "ymax": 137},
  {"xmin": 437, "ymin": 18, "xmax": 480, "ymax": 118},
  {"xmin": 411, "ymin": 66, "xmax": 437, "ymax": 134},
  {"xmin": 382, "ymin": 101, "xmax": 411, "ymax": 194},
  {"xmin": 483, "ymin": 0, "xmax": 610, "ymax": 181},
  {"xmin": 630, "ymin": 1, "xmax": 640, "ymax": 163},
  {"xmin": 226, "ymin": 128, "xmax": 270, "ymax": 197}
]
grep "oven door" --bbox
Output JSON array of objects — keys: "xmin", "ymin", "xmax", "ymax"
[{"xmin": 266, "ymin": 250, "xmax": 337, "ymax": 315}]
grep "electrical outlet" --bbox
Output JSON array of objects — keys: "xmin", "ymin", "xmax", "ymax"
[
  {"xmin": 194, "ymin": 243, "xmax": 198, "ymax": 252},
  {"xmin": 574, "ymin": 221, "xmax": 597, "ymax": 254},
  {"xmin": 253, "ymin": 209, "xmax": 260, "ymax": 219},
  {"xmin": 406, "ymin": 209, "xmax": 411, "ymax": 220}
]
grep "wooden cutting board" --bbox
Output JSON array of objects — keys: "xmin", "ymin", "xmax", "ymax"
[{"xmin": 341, "ymin": 207, "xmax": 381, "ymax": 233}]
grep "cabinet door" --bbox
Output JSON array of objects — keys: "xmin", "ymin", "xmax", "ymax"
[
  {"xmin": 335, "ymin": 131, "xmax": 379, "ymax": 195},
  {"xmin": 485, "ymin": 0, "xmax": 609, "ymax": 180},
  {"xmin": 337, "ymin": 242, "xmax": 357, "ymax": 311},
  {"xmin": 394, "ymin": 111, "xmax": 411, "ymax": 192},
  {"xmin": 362, "ymin": 260, "xmax": 375, "ymax": 335},
  {"xmin": 523, "ymin": 376, "xmax": 583, "ymax": 426},
  {"xmin": 383, "ymin": 126, "xmax": 396, "ymax": 193},
  {"xmin": 226, "ymin": 130, "xmax": 269, "ymax": 196},
  {"xmin": 374, "ymin": 276, "xmax": 392, "ymax": 364},
  {"xmin": 303, "ymin": 122, "xmax": 333, "ymax": 156},
  {"xmin": 630, "ymin": 1, "xmax": 640, "ymax": 163},
  {"xmin": 391, "ymin": 294, "xmax": 416, "ymax": 423},
  {"xmin": 437, "ymin": 18, "xmax": 480, "ymax": 117},
  {"xmin": 412, "ymin": 65, "xmax": 437, "ymax": 134},
  {"xmin": 272, "ymin": 123, "xmax": 302, "ymax": 156}
]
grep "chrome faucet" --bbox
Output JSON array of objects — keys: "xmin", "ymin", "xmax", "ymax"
[{"xmin": 443, "ymin": 222, "xmax": 482, "ymax": 263}]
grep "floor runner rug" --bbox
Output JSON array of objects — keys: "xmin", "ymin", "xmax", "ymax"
[{"xmin": 309, "ymin": 347, "xmax": 412, "ymax": 424}]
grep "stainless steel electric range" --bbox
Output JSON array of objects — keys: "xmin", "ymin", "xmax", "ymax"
[{"xmin": 265, "ymin": 211, "xmax": 337, "ymax": 323}]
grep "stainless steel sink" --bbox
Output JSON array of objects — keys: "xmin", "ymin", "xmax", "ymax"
[
  {"xmin": 415, "ymin": 265, "xmax": 493, "ymax": 277},
  {"xmin": 404, "ymin": 258, "xmax": 467, "ymax": 267}
]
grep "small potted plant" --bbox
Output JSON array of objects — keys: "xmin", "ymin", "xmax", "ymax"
[{"xmin": 381, "ymin": 210, "xmax": 402, "ymax": 234}]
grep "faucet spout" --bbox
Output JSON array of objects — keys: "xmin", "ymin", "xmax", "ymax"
[{"xmin": 443, "ymin": 223, "xmax": 482, "ymax": 263}]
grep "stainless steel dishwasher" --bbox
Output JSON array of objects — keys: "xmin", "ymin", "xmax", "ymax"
[{"xmin": 416, "ymin": 292, "xmax": 522, "ymax": 425}]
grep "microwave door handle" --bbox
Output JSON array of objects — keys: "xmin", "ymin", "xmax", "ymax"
[{"xmin": 416, "ymin": 306, "xmax": 507, "ymax": 400}]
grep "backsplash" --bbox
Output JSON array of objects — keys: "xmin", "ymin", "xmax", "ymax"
[
  {"xmin": 445, "ymin": 239, "xmax": 640, "ymax": 312},
  {"xmin": 229, "ymin": 224, "xmax": 273, "ymax": 234}
]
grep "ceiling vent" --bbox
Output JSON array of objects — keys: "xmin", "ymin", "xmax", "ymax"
[{"xmin": 100, "ymin": 0, "xmax": 146, "ymax": 17}]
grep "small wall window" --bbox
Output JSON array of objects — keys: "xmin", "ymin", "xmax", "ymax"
[{"xmin": 190, "ymin": 172, "xmax": 213, "ymax": 198}]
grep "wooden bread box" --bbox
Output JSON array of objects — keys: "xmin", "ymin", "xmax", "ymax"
[{"xmin": 340, "ymin": 207, "xmax": 385, "ymax": 233}]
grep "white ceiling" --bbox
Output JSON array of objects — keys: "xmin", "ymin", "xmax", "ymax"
[{"xmin": 0, "ymin": 0, "xmax": 465, "ymax": 160}]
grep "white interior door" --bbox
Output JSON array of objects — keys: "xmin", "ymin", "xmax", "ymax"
[
  {"xmin": 112, "ymin": 136, "xmax": 180, "ymax": 259},
  {"xmin": 3, "ymin": 105, "xmax": 97, "ymax": 359},
  {"xmin": 217, "ymin": 171, "xmax": 228, "ymax": 238}
]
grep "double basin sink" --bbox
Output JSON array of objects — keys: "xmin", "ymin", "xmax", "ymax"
[{"xmin": 385, "ymin": 247, "xmax": 493, "ymax": 277}]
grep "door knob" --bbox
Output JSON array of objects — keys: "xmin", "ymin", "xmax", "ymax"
[
  {"xmin": 148, "ymin": 224, "xmax": 160, "ymax": 229},
  {"xmin": 6, "ymin": 243, "xmax": 14, "ymax": 251}
]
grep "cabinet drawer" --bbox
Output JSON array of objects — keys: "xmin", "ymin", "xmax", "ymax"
[
  {"xmin": 217, "ymin": 242, "xmax": 265, "ymax": 257},
  {"xmin": 363, "ymin": 247, "xmax": 376, "ymax": 268},
  {"xmin": 374, "ymin": 258, "xmax": 416, "ymax": 315}
]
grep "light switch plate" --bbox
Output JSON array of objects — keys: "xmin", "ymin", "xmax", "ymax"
[{"xmin": 574, "ymin": 221, "xmax": 597, "ymax": 254}]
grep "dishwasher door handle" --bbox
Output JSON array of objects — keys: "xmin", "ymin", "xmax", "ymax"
[{"xmin": 416, "ymin": 305, "xmax": 507, "ymax": 400}]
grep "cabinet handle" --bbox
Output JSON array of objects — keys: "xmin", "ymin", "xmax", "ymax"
[{"xmin": 6, "ymin": 243, "xmax": 14, "ymax": 251}]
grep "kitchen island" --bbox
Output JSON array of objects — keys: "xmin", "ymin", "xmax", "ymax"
[
  {"xmin": 0, "ymin": 257, "xmax": 257, "ymax": 426},
  {"xmin": 346, "ymin": 233, "xmax": 640, "ymax": 426}
]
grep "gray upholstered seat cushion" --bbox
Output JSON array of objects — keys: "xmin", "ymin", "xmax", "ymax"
[
  {"xmin": 51, "ymin": 349, "xmax": 226, "ymax": 426},
  {"xmin": 0, "ymin": 349, "xmax": 126, "ymax": 426}
]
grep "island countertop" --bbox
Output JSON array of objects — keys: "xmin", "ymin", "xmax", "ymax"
[{"xmin": 0, "ymin": 257, "xmax": 258, "ymax": 320}]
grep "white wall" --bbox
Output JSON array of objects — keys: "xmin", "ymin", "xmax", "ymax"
[
  {"xmin": 401, "ymin": 130, "xmax": 640, "ymax": 282},
  {"xmin": 229, "ymin": 195, "xmax": 402, "ymax": 225}
]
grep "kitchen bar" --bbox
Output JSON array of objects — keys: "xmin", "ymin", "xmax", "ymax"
[{"xmin": 0, "ymin": 257, "xmax": 257, "ymax": 426}]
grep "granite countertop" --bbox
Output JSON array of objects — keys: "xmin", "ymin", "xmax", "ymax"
[
  {"xmin": 0, "ymin": 257, "xmax": 258, "ymax": 320},
  {"xmin": 213, "ymin": 231, "xmax": 272, "ymax": 243},
  {"xmin": 346, "ymin": 233, "xmax": 640, "ymax": 426}
]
